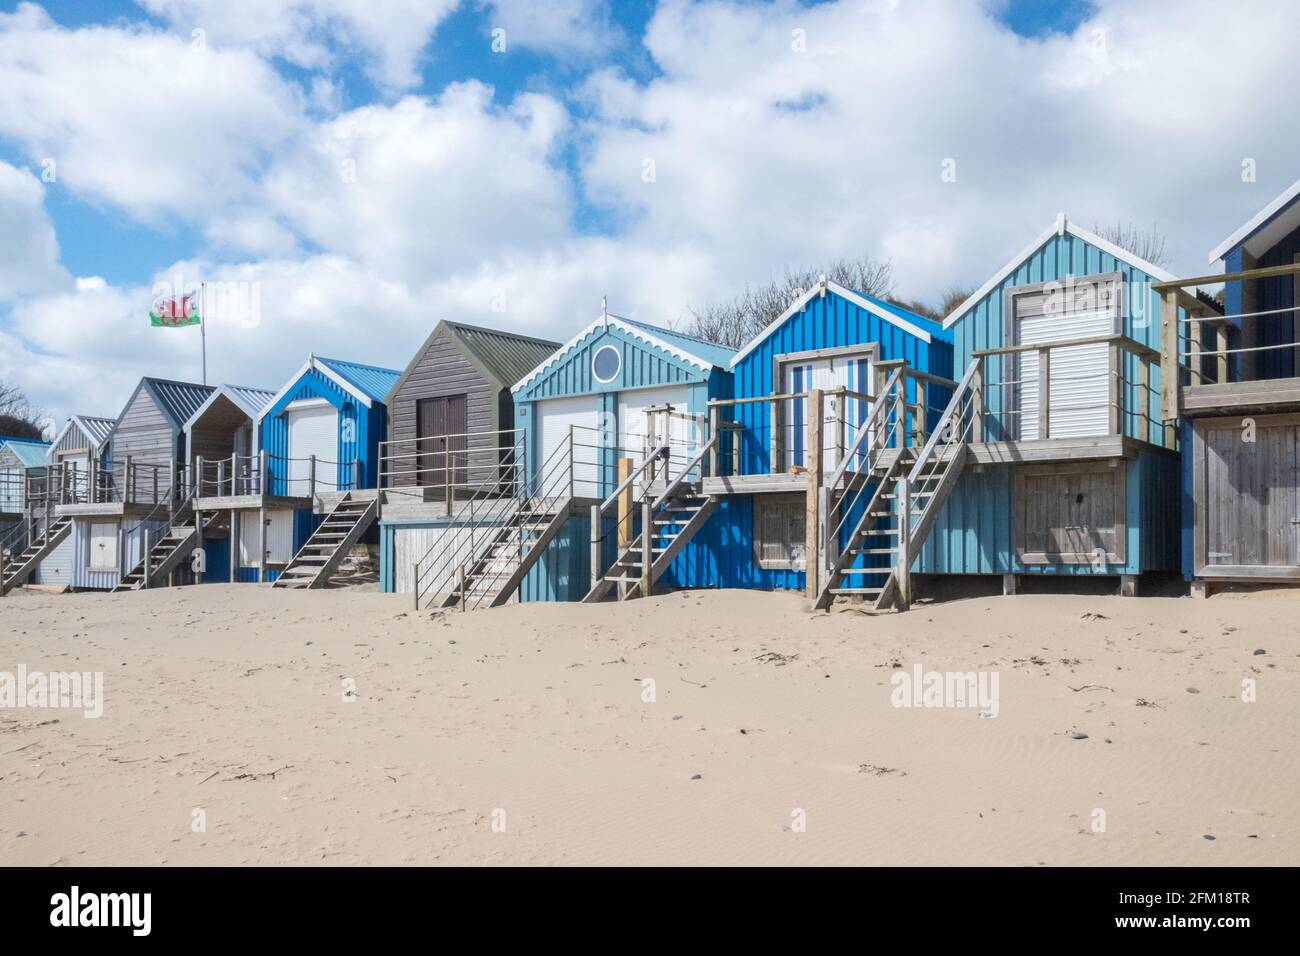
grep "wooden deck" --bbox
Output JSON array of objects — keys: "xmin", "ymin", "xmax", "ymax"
[
  {"xmin": 1181, "ymin": 378, "xmax": 1300, "ymax": 416},
  {"xmin": 193, "ymin": 494, "xmax": 313, "ymax": 512},
  {"xmin": 54, "ymin": 501, "xmax": 165, "ymax": 518}
]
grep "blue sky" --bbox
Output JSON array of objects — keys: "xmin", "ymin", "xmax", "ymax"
[
  {"xmin": 1, "ymin": 0, "xmax": 1297, "ymax": 428},
  {"xmin": 10, "ymin": 0, "xmax": 1096, "ymax": 290}
]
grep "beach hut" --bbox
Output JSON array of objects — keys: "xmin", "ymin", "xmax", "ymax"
[
  {"xmin": 667, "ymin": 278, "xmax": 954, "ymax": 604},
  {"xmin": 0, "ymin": 439, "xmax": 51, "ymax": 589},
  {"xmin": 1156, "ymin": 177, "xmax": 1300, "ymax": 595},
  {"xmin": 903, "ymin": 214, "xmax": 1181, "ymax": 603},
  {"xmin": 257, "ymin": 355, "xmax": 400, "ymax": 589},
  {"xmin": 8, "ymin": 416, "xmax": 113, "ymax": 593},
  {"xmin": 376, "ymin": 320, "xmax": 559, "ymax": 596},
  {"xmin": 183, "ymin": 384, "xmax": 315, "ymax": 584},
  {"xmin": 398, "ymin": 313, "xmax": 733, "ymax": 608},
  {"xmin": 41, "ymin": 377, "xmax": 214, "ymax": 591}
]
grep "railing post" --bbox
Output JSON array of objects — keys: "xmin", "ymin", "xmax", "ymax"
[
  {"xmin": 639, "ymin": 498, "xmax": 652, "ymax": 598},
  {"xmin": 833, "ymin": 391, "xmax": 846, "ymax": 472},
  {"xmin": 971, "ymin": 359, "xmax": 985, "ymax": 442},
  {"xmin": 353, "ymin": 460, "xmax": 361, "ymax": 492},
  {"xmin": 1215, "ymin": 324, "xmax": 1229, "ymax": 385},
  {"xmin": 805, "ymin": 388, "xmax": 823, "ymax": 600},
  {"xmin": 143, "ymin": 529, "xmax": 151, "ymax": 590},
  {"xmin": 195, "ymin": 455, "xmax": 204, "ymax": 502},
  {"xmin": 590, "ymin": 504, "xmax": 601, "ymax": 594},
  {"xmin": 124, "ymin": 455, "xmax": 134, "ymax": 505},
  {"xmin": 309, "ymin": 454, "xmax": 316, "ymax": 500},
  {"xmin": 230, "ymin": 452, "xmax": 238, "ymax": 496},
  {"xmin": 216, "ymin": 459, "xmax": 224, "ymax": 499},
  {"xmin": 87, "ymin": 458, "xmax": 95, "ymax": 504},
  {"xmin": 1107, "ymin": 341, "xmax": 1121, "ymax": 436},
  {"xmin": 259, "ymin": 450, "xmax": 268, "ymax": 497},
  {"xmin": 1037, "ymin": 347, "xmax": 1051, "ymax": 441},
  {"xmin": 896, "ymin": 477, "xmax": 911, "ymax": 612},
  {"xmin": 1159, "ymin": 288, "xmax": 1180, "ymax": 421},
  {"xmin": 892, "ymin": 381, "xmax": 905, "ymax": 449},
  {"xmin": 914, "ymin": 381, "xmax": 927, "ymax": 447},
  {"xmin": 568, "ymin": 425, "xmax": 576, "ymax": 499}
]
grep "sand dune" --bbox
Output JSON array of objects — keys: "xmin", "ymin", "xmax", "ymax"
[{"xmin": 1, "ymin": 584, "xmax": 1295, "ymax": 866}]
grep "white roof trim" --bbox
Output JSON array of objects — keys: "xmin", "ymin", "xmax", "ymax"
[
  {"xmin": 46, "ymin": 419, "xmax": 77, "ymax": 461},
  {"xmin": 256, "ymin": 357, "xmax": 371, "ymax": 425},
  {"xmin": 511, "ymin": 314, "xmax": 718, "ymax": 395},
  {"xmin": 941, "ymin": 214, "xmax": 1179, "ymax": 330},
  {"xmin": 1207, "ymin": 177, "xmax": 1300, "ymax": 265},
  {"xmin": 729, "ymin": 279, "xmax": 933, "ymax": 368}
]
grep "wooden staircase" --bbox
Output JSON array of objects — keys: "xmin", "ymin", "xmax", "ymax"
[
  {"xmin": 583, "ymin": 486, "xmax": 718, "ymax": 603},
  {"xmin": 0, "ymin": 516, "xmax": 72, "ymax": 595},
  {"xmin": 113, "ymin": 508, "xmax": 228, "ymax": 592},
  {"xmin": 439, "ymin": 499, "xmax": 572, "ymax": 609},
  {"xmin": 272, "ymin": 494, "xmax": 378, "ymax": 590},
  {"xmin": 817, "ymin": 359, "xmax": 980, "ymax": 612}
]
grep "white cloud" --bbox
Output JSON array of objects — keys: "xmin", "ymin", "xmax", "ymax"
[
  {"xmin": 480, "ymin": 0, "xmax": 623, "ymax": 58},
  {"xmin": 0, "ymin": 160, "xmax": 70, "ymax": 300},
  {"xmin": 135, "ymin": 0, "xmax": 459, "ymax": 90}
]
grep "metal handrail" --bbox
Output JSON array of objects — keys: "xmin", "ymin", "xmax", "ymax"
[
  {"xmin": 598, "ymin": 444, "xmax": 669, "ymax": 514},
  {"xmin": 652, "ymin": 435, "xmax": 718, "ymax": 510}
]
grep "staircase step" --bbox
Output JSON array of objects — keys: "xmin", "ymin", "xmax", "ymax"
[
  {"xmin": 829, "ymin": 587, "xmax": 884, "ymax": 596},
  {"xmin": 839, "ymin": 567, "xmax": 890, "ymax": 576},
  {"xmin": 849, "ymin": 548, "xmax": 897, "ymax": 555}
]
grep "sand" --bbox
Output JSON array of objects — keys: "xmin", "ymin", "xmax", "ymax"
[{"xmin": 0, "ymin": 583, "xmax": 1296, "ymax": 866}]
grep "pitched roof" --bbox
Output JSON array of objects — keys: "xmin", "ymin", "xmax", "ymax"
[
  {"xmin": 144, "ymin": 377, "xmax": 217, "ymax": 428},
  {"xmin": 0, "ymin": 439, "xmax": 51, "ymax": 468},
  {"xmin": 729, "ymin": 280, "xmax": 949, "ymax": 367},
  {"xmin": 77, "ymin": 415, "xmax": 116, "ymax": 448},
  {"xmin": 183, "ymin": 384, "xmax": 277, "ymax": 432},
  {"xmin": 315, "ymin": 356, "xmax": 401, "ymax": 403},
  {"xmin": 941, "ymin": 213, "xmax": 1179, "ymax": 330},
  {"xmin": 512, "ymin": 314, "xmax": 736, "ymax": 394},
  {"xmin": 386, "ymin": 321, "xmax": 561, "ymax": 403},
  {"xmin": 1208, "ymin": 176, "xmax": 1300, "ymax": 264}
]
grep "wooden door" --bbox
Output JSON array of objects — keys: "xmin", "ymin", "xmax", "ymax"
[
  {"xmin": 1203, "ymin": 419, "xmax": 1299, "ymax": 568},
  {"xmin": 416, "ymin": 395, "xmax": 468, "ymax": 489}
]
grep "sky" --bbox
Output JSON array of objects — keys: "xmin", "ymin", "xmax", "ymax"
[{"xmin": 2, "ymin": 0, "xmax": 1300, "ymax": 430}]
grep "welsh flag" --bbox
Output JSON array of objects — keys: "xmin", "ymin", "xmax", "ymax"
[{"xmin": 150, "ymin": 292, "xmax": 201, "ymax": 327}]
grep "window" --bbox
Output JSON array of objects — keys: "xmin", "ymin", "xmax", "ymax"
[
  {"xmin": 592, "ymin": 344, "xmax": 621, "ymax": 383},
  {"xmin": 754, "ymin": 494, "xmax": 806, "ymax": 570},
  {"xmin": 89, "ymin": 522, "xmax": 119, "ymax": 571}
]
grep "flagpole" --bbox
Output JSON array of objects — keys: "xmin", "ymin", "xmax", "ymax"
[{"xmin": 200, "ymin": 281, "xmax": 207, "ymax": 386}]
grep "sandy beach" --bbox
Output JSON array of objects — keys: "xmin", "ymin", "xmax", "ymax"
[{"xmin": 1, "ymin": 584, "xmax": 1296, "ymax": 866}]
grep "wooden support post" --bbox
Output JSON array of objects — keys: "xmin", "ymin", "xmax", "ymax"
[
  {"xmin": 124, "ymin": 455, "xmax": 134, "ymax": 505},
  {"xmin": 309, "ymin": 454, "xmax": 317, "ymax": 501},
  {"xmin": 914, "ymin": 382, "xmax": 927, "ymax": 446},
  {"xmin": 708, "ymin": 406, "xmax": 720, "ymax": 478},
  {"xmin": 1107, "ymin": 341, "xmax": 1121, "ymax": 436},
  {"xmin": 617, "ymin": 458, "xmax": 633, "ymax": 547},
  {"xmin": 971, "ymin": 360, "xmax": 985, "ymax": 443},
  {"xmin": 1159, "ymin": 288, "xmax": 1180, "ymax": 421},
  {"xmin": 833, "ymin": 391, "xmax": 846, "ymax": 472},
  {"xmin": 1188, "ymin": 317, "xmax": 1202, "ymax": 385},
  {"xmin": 639, "ymin": 499, "xmax": 652, "ymax": 598},
  {"xmin": 771, "ymin": 396, "xmax": 783, "ymax": 474},
  {"xmin": 259, "ymin": 450, "xmax": 268, "ymax": 497},
  {"xmin": 353, "ymin": 460, "xmax": 361, "ymax": 492},
  {"xmin": 892, "ymin": 383, "xmax": 905, "ymax": 449},
  {"xmin": 194, "ymin": 504, "xmax": 204, "ymax": 585},
  {"xmin": 257, "ymin": 505, "xmax": 267, "ymax": 584},
  {"xmin": 730, "ymin": 425, "xmax": 740, "ymax": 478},
  {"xmin": 195, "ymin": 456, "xmax": 204, "ymax": 502},
  {"xmin": 87, "ymin": 458, "xmax": 96, "ymax": 504},
  {"xmin": 1037, "ymin": 347, "xmax": 1051, "ymax": 440},
  {"xmin": 589, "ymin": 504, "xmax": 601, "ymax": 594},
  {"xmin": 216, "ymin": 460, "xmax": 225, "ymax": 498},
  {"xmin": 805, "ymin": 389, "xmax": 823, "ymax": 600},
  {"xmin": 1002, "ymin": 573, "xmax": 1017, "ymax": 596},
  {"xmin": 1190, "ymin": 579, "xmax": 1209, "ymax": 600},
  {"xmin": 1118, "ymin": 574, "xmax": 1138, "ymax": 598},
  {"xmin": 143, "ymin": 529, "xmax": 151, "ymax": 590},
  {"xmin": 1, "ymin": 546, "xmax": 7, "ymax": 597},
  {"xmin": 1215, "ymin": 324, "xmax": 1229, "ymax": 385},
  {"xmin": 229, "ymin": 508, "xmax": 238, "ymax": 583},
  {"xmin": 230, "ymin": 452, "xmax": 238, "ymax": 496},
  {"xmin": 896, "ymin": 476, "xmax": 911, "ymax": 612}
]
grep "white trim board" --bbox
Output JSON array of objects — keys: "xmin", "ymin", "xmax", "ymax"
[
  {"xmin": 256, "ymin": 356, "xmax": 373, "ymax": 426},
  {"xmin": 512, "ymin": 314, "xmax": 722, "ymax": 395},
  {"xmin": 729, "ymin": 279, "xmax": 934, "ymax": 368},
  {"xmin": 941, "ymin": 213, "xmax": 1179, "ymax": 330},
  {"xmin": 1207, "ymin": 177, "xmax": 1300, "ymax": 265}
]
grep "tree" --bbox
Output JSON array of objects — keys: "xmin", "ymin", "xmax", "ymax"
[
  {"xmin": 1094, "ymin": 221, "xmax": 1169, "ymax": 270},
  {"xmin": 0, "ymin": 382, "xmax": 48, "ymax": 440},
  {"xmin": 685, "ymin": 256, "xmax": 895, "ymax": 348}
]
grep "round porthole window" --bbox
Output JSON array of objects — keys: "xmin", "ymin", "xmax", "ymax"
[{"xmin": 592, "ymin": 344, "xmax": 621, "ymax": 383}]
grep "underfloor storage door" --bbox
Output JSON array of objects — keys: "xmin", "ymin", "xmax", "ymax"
[{"xmin": 1201, "ymin": 418, "xmax": 1300, "ymax": 569}]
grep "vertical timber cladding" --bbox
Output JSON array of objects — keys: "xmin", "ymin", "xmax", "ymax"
[
  {"xmin": 1014, "ymin": 461, "xmax": 1126, "ymax": 566},
  {"xmin": 1195, "ymin": 413, "xmax": 1300, "ymax": 574}
]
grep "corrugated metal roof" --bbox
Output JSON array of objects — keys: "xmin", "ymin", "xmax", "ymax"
[
  {"xmin": 225, "ymin": 385, "xmax": 276, "ymax": 418},
  {"xmin": 316, "ymin": 357, "xmax": 401, "ymax": 404},
  {"xmin": 621, "ymin": 318, "xmax": 737, "ymax": 367},
  {"xmin": 447, "ymin": 322, "xmax": 561, "ymax": 388},
  {"xmin": 78, "ymin": 415, "xmax": 116, "ymax": 448},
  {"xmin": 1, "ymin": 439, "xmax": 51, "ymax": 467},
  {"xmin": 144, "ymin": 378, "xmax": 216, "ymax": 428}
]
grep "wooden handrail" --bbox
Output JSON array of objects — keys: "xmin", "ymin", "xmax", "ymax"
[
  {"xmin": 653, "ymin": 435, "xmax": 718, "ymax": 510},
  {"xmin": 825, "ymin": 366, "xmax": 902, "ymax": 492},
  {"xmin": 599, "ymin": 444, "xmax": 669, "ymax": 513},
  {"xmin": 972, "ymin": 333, "xmax": 1158, "ymax": 362}
]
